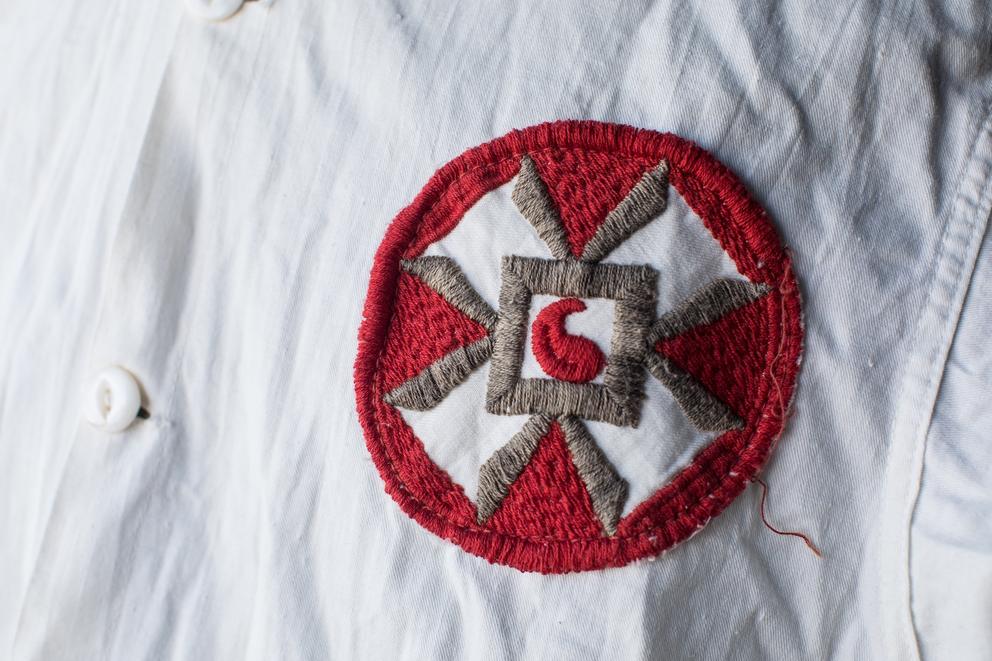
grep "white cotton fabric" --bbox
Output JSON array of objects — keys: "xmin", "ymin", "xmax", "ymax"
[
  {"xmin": 910, "ymin": 220, "xmax": 992, "ymax": 661},
  {"xmin": 0, "ymin": 1, "xmax": 990, "ymax": 660}
]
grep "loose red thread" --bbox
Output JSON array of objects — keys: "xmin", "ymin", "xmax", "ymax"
[
  {"xmin": 755, "ymin": 477, "xmax": 821, "ymax": 558},
  {"xmin": 531, "ymin": 298, "xmax": 605, "ymax": 383},
  {"xmin": 354, "ymin": 120, "xmax": 805, "ymax": 573}
]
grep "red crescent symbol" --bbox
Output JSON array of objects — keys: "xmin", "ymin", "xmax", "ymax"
[{"xmin": 531, "ymin": 298, "xmax": 606, "ymax": 383}]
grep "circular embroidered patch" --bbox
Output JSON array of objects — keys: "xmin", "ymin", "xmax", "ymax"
[{"xmin": 355, "ymin": 120, "xmax": 803, "ymax": 573}]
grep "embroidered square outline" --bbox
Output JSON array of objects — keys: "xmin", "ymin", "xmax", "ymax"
[{"xmin": 485, "ymin": 255, "xmax": 658, "ymax": 427}]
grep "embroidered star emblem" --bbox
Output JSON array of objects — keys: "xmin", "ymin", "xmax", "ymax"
[{"xmin": 383, "ymin": 155, "xmax": 769, "ymax": 534}]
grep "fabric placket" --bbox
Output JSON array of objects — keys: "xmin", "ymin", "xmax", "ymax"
[
  {"xmin": 9, "ymin": 7, "xmax": 272, "ymax": 657},
  {"xmin": 876, "ymin": 105, "xmax": 992, "ymax": 660},
  {"xmin": 8, "ymin": 3, "xmax": 185, "ymax": 655}
]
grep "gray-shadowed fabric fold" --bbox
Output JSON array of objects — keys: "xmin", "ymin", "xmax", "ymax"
[
  {"xmin": 475, "ymin": 415, "xmax": 552, "ymax": 523},
  {"xmin": 384, "ymin": 337, "xmax": 493, "ymax": 410},
  {"xmin": 558, "ymin": 416, "xmax": 628, "ymax": 535},
  {"xmin": 650, "ymin": 278, "xmax": 770, "ymax": 342},
  {"xmin": 581, "ymin": 159, "xmax": 670, "ymax": 263},
  {"xmin": 512, "ymin": 155, "xmax": 573, "ymax": 260},
  {"xmin": 645, "ymin": 352, "xmax": 744, "ymax": 432},
  {"xmin": 401, "ymin": 256, "xmax": 498, "ymax": 331}
]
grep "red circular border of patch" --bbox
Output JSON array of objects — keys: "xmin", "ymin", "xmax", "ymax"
[{"xmin": 354, "ymin": 120, "xmax": 803, "ymax": 573}]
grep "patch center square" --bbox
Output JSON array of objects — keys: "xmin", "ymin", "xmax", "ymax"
[{"xmin": 486, "ymin": 255, "xmax": 658, "ymax": 427}]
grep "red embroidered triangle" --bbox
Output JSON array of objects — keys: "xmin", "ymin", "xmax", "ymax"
[
  {"xmin": 487, "ymin": 422, "xmax": 603, "ymax": 539},
  {"xmin": 530, "ymin": 149, "xmax": 656, "ymax": 257},
  {"xmin": 380, "ymin": 272, "xmax": 488, "ymax": 391},
  {"xmin": 655, "ymin": 296, "xmax": 770, "ymax": 417}
]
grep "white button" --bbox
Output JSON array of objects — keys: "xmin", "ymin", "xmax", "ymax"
[
  {"xmin": 83, "ymin": 366, "xmax": 143, "ymax": 433},
  {"xmin": 184, "ymin": 0, "xmax": 245, "ymax": 21}
]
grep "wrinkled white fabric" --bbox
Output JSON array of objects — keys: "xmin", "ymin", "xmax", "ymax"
[
  {"xmin": 911, "ymin": 220, "xmax": 992, "ymax": 661},
  {"xmin": 0, "ymin": 1, "xmax": 990, "ymax": 659}
]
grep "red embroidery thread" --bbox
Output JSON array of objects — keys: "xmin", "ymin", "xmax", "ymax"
[
  {"xmin": 531, "ymin": 298, "xmax": 605, "ymax": 383},
  {"xmin": 354, "ymin": 120, "xmax": 804, "ymax": 573},
  {"xmin": 380, "ymin": 272, "xmax": 489, "ymax": 392},
  {"xmin": 528, "ymin": 149, "xmax": 659, "ymax": 257}
]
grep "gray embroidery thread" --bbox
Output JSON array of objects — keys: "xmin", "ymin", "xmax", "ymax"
[
  {"xmin": 644, "ymin": 352, "xmax": 743, "ymax": 432},
  {"xmin": 485, "ymin": 256, "xmax": 657, "ymax": 427},
  {"xmin": 382, "ymin": 257, "xmax": 498, "ymax": 408},
  {"xmin": 512, "ymin": 155, "xmax": 574, "ymax": 260},
  {"xmin": 475, "ymin": 414, "xmax": 630, "ymax": 535},
  {"xmin": 558, "ymin": 416, "xmax": 628, "ymax": 534},
  {"xmin": 384, "ymin": 337, "xmax": 494, "ymax": 410},
  {"xmin": 649, "ymin": 278, "xmax": 770, "ymax": 342},
  {"xmin": 581, "ymin": 160, "xmax": 670, "ymax": 262},
  {"xmin": 476, "ymin": 415, "xmax": 552, "ymax": 523},
  {"xmin": 639, "ymin": 277, "xmax": 769, "ymax": 432},
  {"xmin": 401, "ymin": 256, "xmax": 498, "ymax": 331}
]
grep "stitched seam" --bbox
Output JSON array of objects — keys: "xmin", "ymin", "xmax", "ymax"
[{"xmin": 886, "ymin": 106, "xmax": 992, "ymax": 659}]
